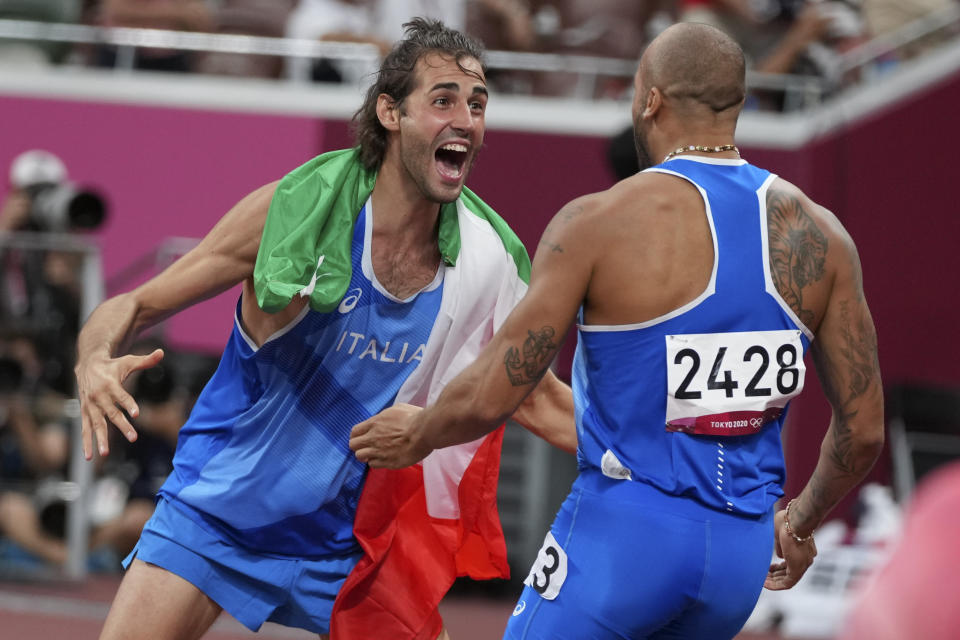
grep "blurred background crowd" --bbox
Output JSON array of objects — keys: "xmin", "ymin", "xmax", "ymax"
[
  {"xmin": 0, "ymin": 0, "xmax": 956, "ymax": 106},
  {"xmin": 1, "ymin": 2, "xmax": 959, "ymax": 638},
  {"xmin": 0, "ymin": 148, "xmax": 215, "ymax": 577}
]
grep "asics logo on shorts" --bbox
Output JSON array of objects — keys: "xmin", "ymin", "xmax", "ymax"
[
  {"xmin": 339, "ymin": 288, "xmax": 363, "ymax": 314},
  {"xmin": 513, "ymin": 601, "xmax": 526, "ymax": 616}
]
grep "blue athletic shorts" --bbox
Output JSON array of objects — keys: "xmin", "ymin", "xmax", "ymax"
[
  {"xmin": 123, "ymin": 496, "xmax": 363, "ymax": 634},
  {"xmin": 505, "ymin": 470, "xmax": 774, "ymax": 640}
]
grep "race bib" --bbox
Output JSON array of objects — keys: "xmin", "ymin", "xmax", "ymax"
[
  {"xmin": 523, "ymin": 531, "xmax": 568, "ymax": 600},
  {"xmin": 665, "ymin": 330, "xmax": 805, "ymax": 436}
]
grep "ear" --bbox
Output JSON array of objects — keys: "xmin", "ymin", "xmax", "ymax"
[
  {"xmin": 642, "ymin": 87, "xmax": 663, "ymax": 119},
  {"xmin": 376, "ymin": 94, "xmax": 400, "ymax": 131}
]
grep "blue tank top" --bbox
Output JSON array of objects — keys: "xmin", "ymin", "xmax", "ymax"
[
  {"xmin": 159, "ymin": 198, "xmax": 444, "ymax": 556},
  {"xmin": 572, "ymin": 157, "xmax": 813, "ymax": 516}
]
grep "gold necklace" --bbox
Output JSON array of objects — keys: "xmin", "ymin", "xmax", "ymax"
[{"xmin": 662, "ymin": 144, "xmax": 740, "ymax": 163}]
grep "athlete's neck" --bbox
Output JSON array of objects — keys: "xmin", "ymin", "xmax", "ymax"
[
  {"xmin": 370, "ymin": 161, "xmax": 442, "ymax": 247},
  {"xmin": 368, "ymin": 164, "xmax": 443, "ymax": 299}
]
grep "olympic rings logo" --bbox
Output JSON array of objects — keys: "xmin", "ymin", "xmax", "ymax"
[{"xmin": 749, "ymin": 417, "xmax": 764, "ymax": 428}]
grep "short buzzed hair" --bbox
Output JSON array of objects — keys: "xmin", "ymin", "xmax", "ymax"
[{"xmin": 643, "ymin": 22, "xmax": 745, "ymax": 114}]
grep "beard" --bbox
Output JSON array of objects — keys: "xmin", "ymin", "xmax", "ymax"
[
  {"xmin": 633, "ymin": 123, "xmax": 655, "ymax": 171},
  {"xmin": 399, "ymin": 132, "xmax": 479, "ymax": 205}
]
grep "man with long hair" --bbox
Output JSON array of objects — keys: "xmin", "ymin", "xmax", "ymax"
[
  {"xmin": 76, "ymin": 18, "xmax": 574, "ymax": 640},
  {"xmin": 351, "ymin": 22, "xmax": 884, "ymax": 640}
]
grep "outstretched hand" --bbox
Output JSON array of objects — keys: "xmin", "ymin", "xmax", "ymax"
[
  {"xmin": 349, "ymin": 403, "xmax": 431, "ymax": 469},
  {"xmin": 75, "ymin": 348, "xmax": 164, "ymax": 459},
  {"xmin": 764, "ymin": 507, "xmax": 817, "ymax": 590}
]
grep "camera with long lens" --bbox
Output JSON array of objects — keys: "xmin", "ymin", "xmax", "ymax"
[
  {"xmin": 9, "ymin": 149, "xmax": 108, "ymax": 232},
  {"xmin": 23, "ymin": 182, "xmax": 107, "ymax": 232}
]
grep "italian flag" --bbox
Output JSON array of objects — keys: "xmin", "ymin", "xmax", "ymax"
[{"xmin": 254, "ymin": 149, "xmax": 531, "ymax": 639}]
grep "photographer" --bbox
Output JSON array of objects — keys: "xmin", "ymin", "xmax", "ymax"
[
  {"xmin": 0, "ymin": 151, "xmax": 112, "ymax": 572},
  {"xmin": 0, "ymin": 337, "xmax": 185, "ymax": 573},
  {"xmin": 0, "ymin": 332, "xmax": 72, "ymax": 570},
  {"xmin": 2, "ymin": 149, "xmax": 106, "ymax": 234},
  {"xmin": 0, "ymin": 150, "xmax": 108, "ymax": 396}
]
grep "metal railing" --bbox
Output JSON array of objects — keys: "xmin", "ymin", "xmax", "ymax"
[
  {"xmin": 0, "ymin": 231, "xmax": 104, "ymax": 580},
  {"xmin": 1, "ymin": 8, "xmax": 957, "ymax": 106},
  {"xmin": 105, "ymin": 236, "xmax": 198, "ymax": 296},
  {"xmin": 837, "ymin": 2, "xmax": 960, "ymax": 76},
  {"xmin": 0, "ymin": 18, "xmax": 382, "ymax": 72},
  {"xmin": 0, "ymin": 17, "xmax": 836, "ymax": 103}
]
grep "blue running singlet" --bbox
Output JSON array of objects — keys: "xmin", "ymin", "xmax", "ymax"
[
  {"xmin": 506, "ymin": 156, "xmax": 814, "ymax": 640},
  {"xmin": 157, "ymin": 197, "xmax": 444, "ymax": 558},
  {"xmin": 574, "ymin": 156, "xmax": 812, "ymax": 517}
]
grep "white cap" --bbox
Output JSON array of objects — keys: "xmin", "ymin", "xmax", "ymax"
[{"xmin": 9, "ymin": 149, "xmax": 68, "ymax": 188}]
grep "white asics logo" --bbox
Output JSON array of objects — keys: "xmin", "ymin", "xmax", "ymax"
[
  {"xmin": 298, "ymin": 255, "xmax": 326, "ymax": 298},
  {"xmin": 512, "ymin": 601, "xmax": 526, "ymax": 617},
  {"xmin": 338, "ymin": 288, "xmax": 362, "ymax": 314}
]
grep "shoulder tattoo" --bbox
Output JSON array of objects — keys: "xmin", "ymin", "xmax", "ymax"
[{"xmin": 767, "ymin": 189, "xmax": 828, "ymax": 326}]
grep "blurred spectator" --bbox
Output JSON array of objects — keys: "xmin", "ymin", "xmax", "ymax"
[
  {"xmin": 92, "ymin": 0, "xmax": 213, "ymax": 72},
  {"xmin": 512, "ymin": 0, "xmax": 668, "ymax": 98},
  {"xmin": 0, "ymin": 332, "xmax": 70, "ymax": 486},
  {"xmin": 0, "ymin": 346, "xmax": 185, "ymax": 572},
  {"xmin": 286, "ymin": 0, "xmax": 666, "ymax": 95},
  {"xmin": 286, "ymin": 0, "xmax": 475, "ymax": 84},
  {"xmin": 679, "ymin": 0, "xmax": 785, "ymax": 60},
  {"xmin": 370, "ymin": 0, "xmax": 467, "ymax": 44},
  {"xmin": 752, "ymin": 3, "xmax": 833, "ymax": 75},
  {"xmin": 861, "ymin": 0, "xmax": 956, "ymax": 61},
  {"xmin": 838, "ymin": 461, "xmax": 960, "ymax": 640},
  {"xmin": 1, "ymin": 150, "xmax": 99, "ymax": 396},
  {"xmin": 466, "ymin": 0, "xmax": 541, "ymax": 94},
  {"xmin": 468, "ymin": 0, "xmax": 538, "ymax": 53},
  {"xmin": 675, "ymin": 1, "xmax": 869, "ymax": 110},
  {"xmin": 284, "ymin": 0, "xmax": 390, "ymax": 84},
  {"xmin": 755, "ymin": 1, "xmax": 868, "ymax": 109},
  {"xmin": 0, "ymin": 0, "xmax": 83, "ymax": 67},
  {"xmin": 0, "ymin": 331, "xmax": 73, "ymax": 569},
  {"xmin": 196, "ymin": 0, "xmax": 296, "ymax": 79}
]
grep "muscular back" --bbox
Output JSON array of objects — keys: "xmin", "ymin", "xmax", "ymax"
[{"xmin": 578, "ymin": 173, "xmax": 845, "ymax": 337}]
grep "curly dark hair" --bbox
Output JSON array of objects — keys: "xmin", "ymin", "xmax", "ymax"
[{"xmin": 351, "ymin": 18, "xmax": 487, "ymax": 171}]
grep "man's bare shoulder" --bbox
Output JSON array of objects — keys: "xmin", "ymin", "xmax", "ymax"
[
  {"xmin": 766, "ymin": 177, "xmax": 862, "ymax": 331},
  {"xmin": 238, "ymin": 180, "xmax": 281, "ymax": 217},
  {"xmin": 538, "ymin": 172, "xmax": 701, "ymax": 257},
  {"xmin": 767, "ymin": 177, "xmax": 855, "ymax": 252},
  {"xmin": 598, "ymin": 170, "xmax": 706, "ymax": 234},
  {"xmin": 203, "ymin": 180, "xmax": 280, "ymax": 246},
  {"xmin": 568, "ymin": 172, "xmax": 682, "ymax": 223}
]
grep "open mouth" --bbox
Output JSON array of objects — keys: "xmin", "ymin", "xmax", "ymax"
[{"xmin": 435, "ymin": 143, "xmax": 469, "ymax": 181}]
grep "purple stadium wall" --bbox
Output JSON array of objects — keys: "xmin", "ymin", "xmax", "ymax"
[{"xmin": 3, "ymin": 71, "xmax": 958, "ymax": 513}]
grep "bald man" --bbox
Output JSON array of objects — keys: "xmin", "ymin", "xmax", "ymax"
[{"xmin": 349, "ymin": 22, "xmax": 885, "ymax": 639}]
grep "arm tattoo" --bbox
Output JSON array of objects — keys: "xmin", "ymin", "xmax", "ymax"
[
  {"xmin": 822, "ymin": 300, "xmax": 880, "ymax": 472},
  {"xmin": 504, "ymin": 327, "xmax": 558, "ymax": 386},
  {"xmin": 805, "ymin": 298, "xmax": 882, "ymax": 519},
  {"xmin": 538, "ymin": 204, "xmax": 583, "ymax": 254},
  {"xmin": 767, "ymin": 191, "xmax": 828, "ymax": 326}
]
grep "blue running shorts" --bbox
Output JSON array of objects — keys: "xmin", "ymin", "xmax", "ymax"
[
  {"xmin": 123, "ymin": 497, "xmax": 363, "ymax": 634},
  {"xmin": 505, "ymin": 470, "xmax": 774, "ymax": 640}
]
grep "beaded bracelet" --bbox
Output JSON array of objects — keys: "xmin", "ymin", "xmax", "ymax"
[{"xmin": 784, "ymin": 498, "xmax": 814, "ymax": 544}]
